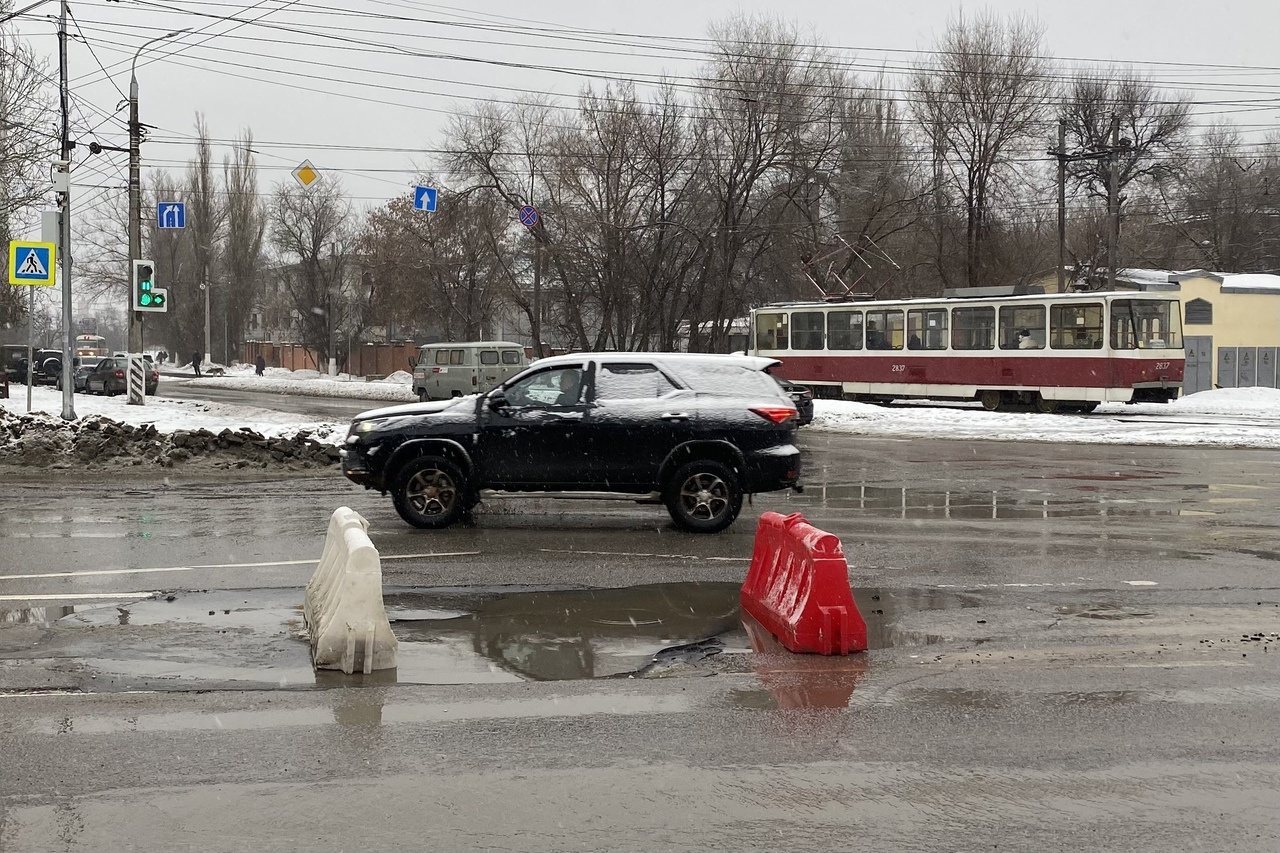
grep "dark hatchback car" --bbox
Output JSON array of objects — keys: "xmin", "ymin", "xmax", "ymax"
[
  {"xmin": 342, "ymin": 353, "xmax": 802, "ymax": 533},
  {"xmin": 772, "ymin": 376, "xmax": 814, "ymax": 426},
  {"xmin": 84, "ymin": 356, "xmax": 159, "ymax": 396}
]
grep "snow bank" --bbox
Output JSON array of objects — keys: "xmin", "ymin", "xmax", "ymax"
[
  {"xmin": 809, "ymin": 387, "xmax": 1280, "ymax": 449},
  {"xmin": 0, "ymin": 386, "xmax": 347, "ymax": 444}
]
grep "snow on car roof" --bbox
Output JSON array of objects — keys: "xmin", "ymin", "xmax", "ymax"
[{"xmin": 531, "ymin": 351, "xmax": 780, "ymax": 371}]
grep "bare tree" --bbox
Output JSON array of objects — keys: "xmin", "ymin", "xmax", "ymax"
[
  {"xmin": 185, "ymin": 115, "xmax": 225, "ymax": 360},
  {"xmin": 269, "ymin": 178, "xmax": 357, "ymax": 368},
  {"xmin": 0, "ymin": 13, "xmax": 55, "ymax": 326},
  {"xmin": 911, "ymin": 11, "xmax": 1054, "ymax": 288},
  {"xmin": 221, "ymin": 129, "xmax": 265, "ymax": 362},
  {"xmin": 361, "ymin": 186, "xmax": 504, "ymax": 341},
  {"xmin": 686, "ymin": 14, "xmax": 847, "ymax": 350}
]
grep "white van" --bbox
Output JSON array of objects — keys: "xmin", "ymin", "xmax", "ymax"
[{"xmin": 411, "ymin": 341, "xmax": 528, "ymax": 401}]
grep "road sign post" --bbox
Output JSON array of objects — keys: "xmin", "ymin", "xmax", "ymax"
[
  {"xmin": 8, "ymin": 241, "xmax": 57, "ymax": 287},
  {"xmin": 413, "ymin": 186, "xmax": 438, "ymax": 212},
  {"xmin": 157, "ymin": 202, "xmax": 186, "ymax": 229}
]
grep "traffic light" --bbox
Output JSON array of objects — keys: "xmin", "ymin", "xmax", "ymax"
[{"xmin": 132, "ymin": 259, "xmax": 168, "ymax": 312}]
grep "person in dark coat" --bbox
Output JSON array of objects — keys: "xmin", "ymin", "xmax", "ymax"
[
  {"xmin": 192, "ymin": 351, "xmax": 202, "ymax": 377},
  {"xmin": 255, "ymin": 355, "xmax": 266, "ymax": 376}
]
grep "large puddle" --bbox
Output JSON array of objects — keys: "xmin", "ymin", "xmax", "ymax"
[{"xmin": 0, "ymin": 582, "xmax": 978, "ymax": 691}]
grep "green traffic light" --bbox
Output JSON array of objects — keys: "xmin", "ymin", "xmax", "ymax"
[{"xmin": 140, "ymin": 294, "xmax": 152, "ymax": 306}]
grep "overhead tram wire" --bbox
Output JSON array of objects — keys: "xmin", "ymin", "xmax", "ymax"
[
  {"xmin": 87, "ymin": 0, "xmax": 1280, "ymax": 108},
  {"xmin": 69, "ymin": 17, "xmax": 1280, "ymax": 143}
]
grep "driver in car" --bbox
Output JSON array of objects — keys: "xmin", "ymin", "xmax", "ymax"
[{"xmin": 554, "ymin": 369, "xmax": 582, "ymax": 406}]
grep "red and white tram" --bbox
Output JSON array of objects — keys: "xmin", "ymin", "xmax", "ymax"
[{"xmin": 749, "ymin": 292, "xmax": 1184, "ymax": 412}]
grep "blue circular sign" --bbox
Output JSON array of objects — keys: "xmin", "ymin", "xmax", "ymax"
[{"xmin": 519, "ymin": 205, "xmax": 539, "ymax": 227}]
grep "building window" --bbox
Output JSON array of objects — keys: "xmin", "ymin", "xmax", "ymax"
[{"xmin": 1185, "ymin": 298, "xmax": 1213, "ymax": 325}]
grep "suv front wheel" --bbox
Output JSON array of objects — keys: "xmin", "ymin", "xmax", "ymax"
[
  {"xmin": 664, "ymin": 460, "xmax": 743, "ymax": 533},
  {"xmin": 392, "ymin": 456, "xmax": 468, "ymax": 529}
]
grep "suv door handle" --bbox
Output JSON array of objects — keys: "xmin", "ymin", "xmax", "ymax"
[{"xmin": 660, "ymin": 412, "xmax": 691, "ymax": 421}]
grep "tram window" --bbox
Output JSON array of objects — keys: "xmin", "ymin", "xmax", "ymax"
[
  {"xmin": 828, "ymin": 310, "xmax": 863, "ymax": 350},
  {"xmin": 865, "ymin": 309, "xmax": 903, "ymax": 350},
  {"xmin": 952, "ymin": 306, "xmax": 995, "ymax": 350},
  {"xmin": 756, "ymin": 313, "xmax": 788, "ymax": 350},
  {"xmin": 1111, "ymin": 299, "xmax": 1182, "ymax": 350},
  {"xmin": 906, "ymin": 309, "xmax": 948, "ymax": 350},
  {"xmin": 792, "ymin": 311, "xmax": 825, "ymax": 350},
  {"xmin": 998, "ymin": 305, "xmax": 1046, "ymax": 350},
  {"xmin": 1050, "ymin": 303, "xmax": 1104, "ymax": 349}
]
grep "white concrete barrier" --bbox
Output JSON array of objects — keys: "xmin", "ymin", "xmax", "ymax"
[{"xmin": 304, "ymin": 507, "xmax": 398, "ymax": 674}]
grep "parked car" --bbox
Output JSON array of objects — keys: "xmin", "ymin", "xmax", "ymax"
[
  {"xmin": 342, "ymin": 353, "xmax": 802, "ymax": 533},
  {"xmin": 56, "ymin": 356, "xmax": 105, "ymax": 392},
  {"xmin": 772, "ymin": 376, "xmax": 814, "ymax": 426},
  {"xmin": 84, "ymin": 356, "xmax": 159, "ymax": 396},
  {"xmin": 410, "ymin": 341, "xmax": 529, "ymax": 401},
  {"xmin": 1, "ymin": 346, "xmax": 63, "ymax": 386}
]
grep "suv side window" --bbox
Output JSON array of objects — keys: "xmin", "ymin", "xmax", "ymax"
[
  {"xmin": 505, "ymin": 366, "xmax": 586, "ymax": 407},
  {"xmin": 479, "ymin": 351, "xmax": 500, "ymax": 365},
  {"xmin": 595, "ymin": 363, "xmax": 678, "ymax": 400}
]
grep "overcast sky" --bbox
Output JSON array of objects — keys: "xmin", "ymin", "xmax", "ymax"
[{"xmin": 10, "ymin": 0, "xmax": 1280, "ymax": 229}]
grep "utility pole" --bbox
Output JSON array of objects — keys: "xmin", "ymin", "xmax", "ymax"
[
  {"xmin": 1056, "ymin": 119, "xmax": 1066, "ymax": 292},
  {"xmin": 127, "ymin": 60, "xmax": 142, "ymax": 353},
  {"xmin": 57, "ymin": 0, "xmax": 75, "ymax": 420},
  {"xmin": 1107, "ymin": 113, "xmax": 1120, "ymax": 291}
]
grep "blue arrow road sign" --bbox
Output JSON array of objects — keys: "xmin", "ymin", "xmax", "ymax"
[
  {"xmin": 519, "ymin": 205, "xmax": 539, "ymax": 227},
  {"xmin": 8, "ymin": 241, "xmax": 56, "ymax": 287},
  {"xmin": 413, "ymin": 186, "xmax": 437, "ymax": 212},
  {"xmin": 157, "ymin": 202, "xmax": 186, "ymax": 229}
]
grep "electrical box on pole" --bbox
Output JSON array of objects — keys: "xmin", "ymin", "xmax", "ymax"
[{"xmin": 132, "ymin": 259, "xmax": 168, "ymax": 312}]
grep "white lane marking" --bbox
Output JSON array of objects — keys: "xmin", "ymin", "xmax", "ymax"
[
  {"xmin": 0, "ymin": 592, "xmax": 155, "ymax": 602},
  {"xmin": 539, "ymin": 548, "xmax": 749, "ymax": 562},
  {"xmin": 0, "ymin": 551, "xmax": 481, "ymax": 582},
  {"xmin": 1124, "ymin": 580, "xmax": 1159, "ymax": 586}
]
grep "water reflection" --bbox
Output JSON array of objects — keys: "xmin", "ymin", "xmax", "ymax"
[
  {"xmin": 742, "ymin": 612, "xmax": 868, "ymax": 709},
  {"xmin": 394, "ymin": 582, "xmax": 740, "ymax": 681},
  {"xmin": 807, "ymin": 484, "xmax": 1178, "ymax": 519}
]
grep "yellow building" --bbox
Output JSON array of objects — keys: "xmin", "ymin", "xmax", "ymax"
[{"xmin": 1109, "ymin": 270, "xmax": 1280, "ymax": 393}]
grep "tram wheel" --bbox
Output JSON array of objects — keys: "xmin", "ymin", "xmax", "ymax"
[
  {"xmin": 979, "ymin": 390, "xmax": 1003, "ymax": 412},
  {"xmin": 1034, "ymin": 395, "xmax": 1059, "ymax": 414}
]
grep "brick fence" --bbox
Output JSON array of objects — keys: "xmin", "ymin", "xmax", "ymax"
[{"xmin": 242, "ymin": 342, "xmax": 419, "ymax": 377}]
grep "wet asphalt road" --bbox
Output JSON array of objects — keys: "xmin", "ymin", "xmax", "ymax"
[{"xmin": 2, "ymin": 434, "xmax": 1280, "ymax": 851}]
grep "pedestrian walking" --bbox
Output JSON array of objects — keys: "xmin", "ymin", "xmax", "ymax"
[
  {"xmin": 255, "ymin": 355, "xmax": 265, "ymax": 377},
  {"xmin": 192, "ymin": 350, "xmax": 202, "ymax": 378}
]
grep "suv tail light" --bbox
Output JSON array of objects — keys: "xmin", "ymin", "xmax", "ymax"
[{"xmin": 751, "ymin": 406, "xmax": 797, "ymax": 424}]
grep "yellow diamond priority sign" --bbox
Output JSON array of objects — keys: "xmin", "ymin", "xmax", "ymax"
[
  {"xmin": 292, "ymin": 159, "xmax": 321, "ymax": 188},
  {"xmin": 8, "ymin": 241, "xmax": 57, "ymax": 287}
]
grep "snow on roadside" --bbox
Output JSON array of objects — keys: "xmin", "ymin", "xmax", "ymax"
[
  {"xmin": 810, "ymin": 387, "xmax": 1280, "ymax": 449},
  {"xmin": 1, "ymin": 385, "xmax": 348, "ymax": 444},
  {"xmin": 172, "ymin": 363, "xmax": 417, "ymax": 403}
]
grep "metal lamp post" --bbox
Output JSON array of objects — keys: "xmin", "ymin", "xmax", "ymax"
[{"xmin": 126, "ymin": 29, "xmax": 188, "ymax": 354}]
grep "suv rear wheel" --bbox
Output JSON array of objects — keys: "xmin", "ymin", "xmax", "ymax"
[
  {"xmin": 664, "ymin": 460, "xmax": 743, "ymax": 533},
  {"xmin": 392, "ymin": 456, "xmax": 468, "ymax": 529}
]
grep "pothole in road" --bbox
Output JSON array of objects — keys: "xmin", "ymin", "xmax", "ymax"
[{"xmin": 0, "ymin": 583, "xmax": 979, "ymax": 690}]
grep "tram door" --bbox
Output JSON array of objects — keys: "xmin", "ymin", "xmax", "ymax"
[{"xmin": 1183, "ymin": 336, "xmax": 1213, "ymax": 396}]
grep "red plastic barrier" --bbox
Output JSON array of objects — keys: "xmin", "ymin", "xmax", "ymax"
[{"xmin": 740, "ymin": 511, "xmax": 867, "ymax": 655}]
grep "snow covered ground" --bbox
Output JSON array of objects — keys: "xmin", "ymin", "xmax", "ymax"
[
  {"xmin": 810, "ymin": 387, "xmax": 1280, "ymax": 449},
  {"xmin": 5, "ymin": 365, "xmax": 1280, "ymax": 449}
]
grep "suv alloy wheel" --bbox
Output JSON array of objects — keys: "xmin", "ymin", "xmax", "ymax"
[
  {"xmin": 663, "ymin": 459, "xmax": 743, "ymax": 533},
  {"xmin": 392, "ymin": 456, "xmax": 469, "ymax": 529}
]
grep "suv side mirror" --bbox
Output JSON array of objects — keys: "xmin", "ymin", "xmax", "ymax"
[{"xmin": 487, "ymin": 390, "xmax": 508, "ymax": 412}]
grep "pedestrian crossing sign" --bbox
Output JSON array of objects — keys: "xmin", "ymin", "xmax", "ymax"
[{"xmin": 8, "ymin": 241, "xmax": 57, "ymax": 287}]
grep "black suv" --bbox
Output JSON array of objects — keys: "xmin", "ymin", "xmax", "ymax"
[{"xmin": 341, "ymin": 353, "xmax": 802, "ymax": 533}]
